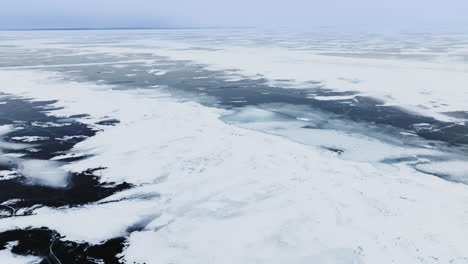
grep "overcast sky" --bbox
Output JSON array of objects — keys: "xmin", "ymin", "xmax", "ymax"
[{"xmin": 1, "ymin": 0, "xmax": 468, "ymax": 32}]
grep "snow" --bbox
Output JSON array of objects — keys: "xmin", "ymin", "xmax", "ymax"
[
  {"xmin": 0, "ymin": 199, "xmax": 161, "ymax": 244},
  {"xmin": 50, "ymin": 152, "xmax": 85, "ymax": 161},
  {"xmin": 0, "ymin": 59, "xmax": 153, "ymax": 71},
  {"xmin": 1, "ymin": 69, "xmax": 468, "ymax": 263},
  {"xmin": 3, "ymin": 30, "xmax": 468, "ymax": 122},
  {"xmin": 0, "ymin": 242, "xmax": 41, "ymax": 264},
  {"xmin": 10, "ymin": 136, "xmax": 50, "ymax": 142},
  {"xmin": 2, "ymin": 30, "xmax": 468, "ymax": 262},
  {"xmin": 0, "ymin": 126, "xmax": 32, "ymax": 151},
  {"xmin": 148, "ymin": 69, "xmax": 168, "ymax": 75},
  {"xmin": 0, "ymin": 125, "xmax": 70, "ymax": 188},
  {"xmin": 121, "ymin": 162, "xmax": 468, "ymax": 264},
  {"xmin": 0, "ymin": 154, "xmax": 70, "ymax": 188},
  {"xmin": 151, "ymin": 42, "xmax": 468, "ymax": 121},
  {"xmin": 313, "ymin": 95, "xmax": 358, "ymax": 101},
  {"xmin": 416, "ymin": 161, "xmax": 468, "ymax": 183},
  {"xmin": 220, "ymin": 105, "xmax": 443, "ymax": 163},
  {"xmin": 55, "ymin": 135, "xmax": 88, "ymax": 141},
  {"xmin": 0, "ymin": 248, "xmax": 41, "ymax": 264},
  {"xmin": 37, "ymin": 31, "xmax": 464, "ymax": 122},
  {"xmin": 0, "ymin": 170, "xmax": 17, "ymax": 180}
]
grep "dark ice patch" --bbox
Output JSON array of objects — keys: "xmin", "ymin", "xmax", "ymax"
[
  {"xmin": 0, "ymin": 228, "xmax": 126, "ymax": 264},
  {"xmin": 0, "ymin": 168, "xmax": 131, "ymax": 213},
  {"xmin": 95, "ymin": 118, "xmax": 120, "ymax": 126},
  {"xmin": 443, "ymin": 111, "xmax": 468, "ymax": 120},
  {"xmin": 0, "ymin": 95, "xmax": 96, "ymax": 160}
]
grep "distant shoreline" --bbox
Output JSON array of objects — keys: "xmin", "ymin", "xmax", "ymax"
[{"xmin": 0, "ymin": 26, "xmax": 251, "ymax": 31}]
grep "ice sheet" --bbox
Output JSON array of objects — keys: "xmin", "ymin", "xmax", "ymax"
[{"xmin": 1, "ymin": 69, "xmax": 468, "ymax": 263}]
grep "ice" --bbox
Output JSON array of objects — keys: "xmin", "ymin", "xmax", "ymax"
[
  {"xmin": 0, "ymin": 248, "xmax": 41, "ymax": 264},
  {"xmin": 221, "ymin": 105, "xmax": 442, "ymax": 163},
  {"xmin": 1, "ymin": 39, "xmax": 468, "ymax": 263},
  {"xmin": 313, "ymin": 95, "xmax": 357, "ymax": 101},
  {"xmin": 0, "ymin": 125, "xmax": 10, "ymax": 136},
  {"xmin": 10, "ymin": 136, "xmax": 50, "ymax": 142},
  {"xmin": 0, "ymin": 156, "xmax": 70, "ymax": 188},
  {"xmin": 0, "ymin": 170, "xmax": 17, "ymax": 180},
  {"xmin": 148, "ymin": 69, "xmax": 168, "ymax": 75},
  {"xmin": 0, "ymin": 59, "xmax": 153, "ymax": 71},
  {"xmin": 91, "ymin": 32, "xmax": 468, "ymax": 122},
  {"xmin": 6, "ymin": 30, "xmax": 468, "ymax": 123},
  {"xmin": 0, "ymin": 126, "xmax": 32, "ymax": 151},
  {"xmin": 120, "ymin": 161, "xmax": 468, "ymax": 264},
  {"xmin": 416, "ymin": 161, "xmax": 468, "ymax": 183},
  {"xmin": 221, "ymin": 107, "xmax": 287, "ymax": 123},
  {"xmin": 0, "ymin": 126, "xmax": 70, "ymax": 188},
  {"xmin": 50, "ymin": 152, "xmax": 85, "ymax": 161},
  {"xmin": 55, "ymin": 135, "xmax": 88, "ymax": 141},
  {"xmin": 0, "ymin": 141, "xmax": 31, "ymax": 151},
  {"xmin": 0, "ymin": 199, "xmax": 161, "ymax": 244}
]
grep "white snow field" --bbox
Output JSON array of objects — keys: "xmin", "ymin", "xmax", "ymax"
[
  {"xmin": 151, "ymin": 40, "xmax": 468, "ymax": 122},
  {"xmin": 0, "ymin": 69, "xmax": 468, "ymax": 264}
]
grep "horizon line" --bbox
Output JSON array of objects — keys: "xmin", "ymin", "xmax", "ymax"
[{"xmin": 0, "ymin": 26, "xmax": 253, "ymax": 31}]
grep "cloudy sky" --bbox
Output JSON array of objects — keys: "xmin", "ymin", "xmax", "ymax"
[{"xmin": 1, "ymin": 0, "xmax": 468, "ymax": 31}]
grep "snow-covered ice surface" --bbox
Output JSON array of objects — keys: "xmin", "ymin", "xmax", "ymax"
[
  {"xmin": 3, "ymin": 29, "xmax": 468, "ymax": 121},
  {"xmin": 0, "ymin": 244, "xmax": 41, "ymax": 264},
  {"xmin": 0, "ymin": 30, "xmax": 468, "ymax": 263},
  {"xmin": 151, "ymin": 40, "xmax": 468, "ymax": 122}
]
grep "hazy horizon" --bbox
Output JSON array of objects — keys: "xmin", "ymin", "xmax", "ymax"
[{"xmin": 2, "ymin": 0, "xmax": 468, "ymax": 33}]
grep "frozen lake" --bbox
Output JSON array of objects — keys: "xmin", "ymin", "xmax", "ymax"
[{"xmin": 1, "ymin": 29, "xmax": 468, "ymax": 264}]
